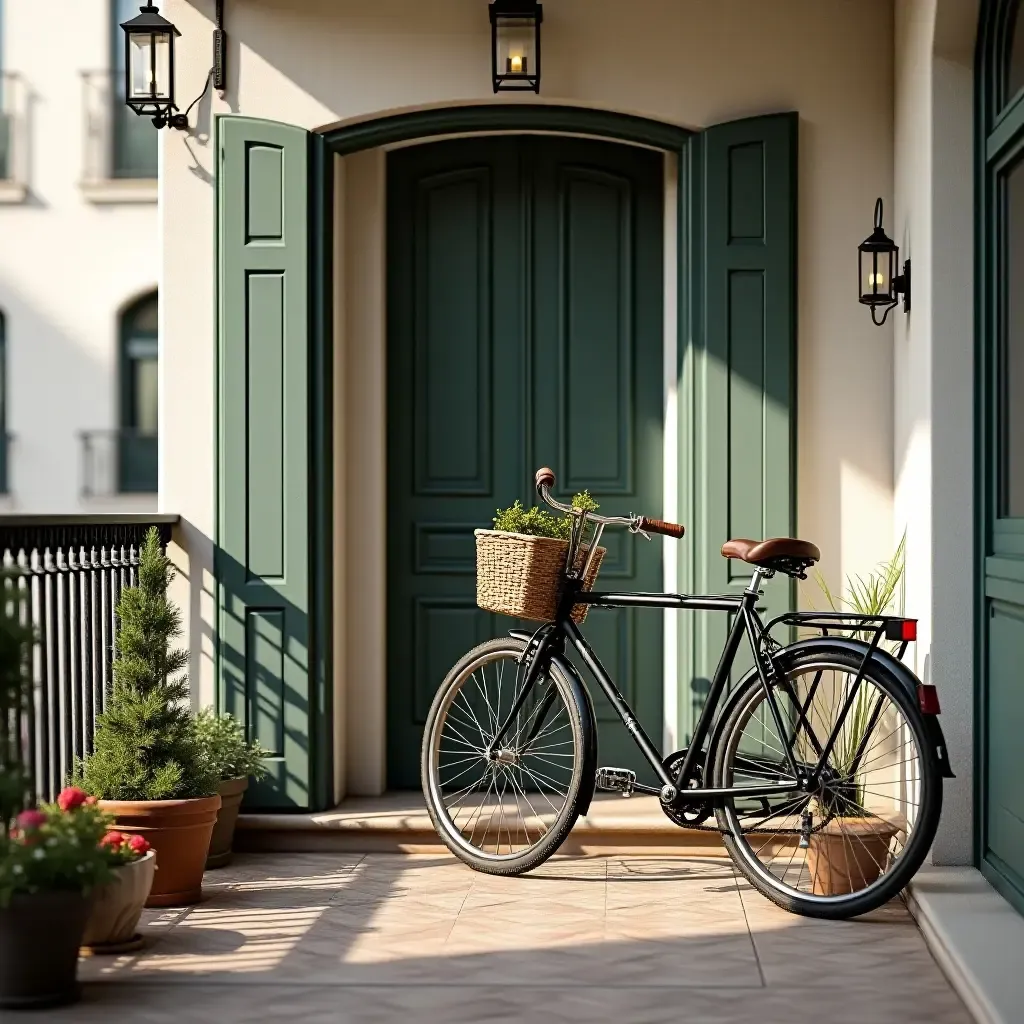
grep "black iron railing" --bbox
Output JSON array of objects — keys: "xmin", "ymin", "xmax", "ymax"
[{"xmin": 0, "ymin": 515, "xmax": 179, "ymax": 802}]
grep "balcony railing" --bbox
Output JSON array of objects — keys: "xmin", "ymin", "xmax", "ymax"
[
  {"xmin": 0, "ymin": 515, "xmax": 178, "ymax": 802},
  {"xmin": 0, "ymin": 72, "xmax": 29, "ymax": 194},
  {"xmin": 80, "ymin": 70, "xmax": 158, "ymax": 185},
  {"xmin": 81, "ymin": 429, "xmax": 158, "ymax": 497}
]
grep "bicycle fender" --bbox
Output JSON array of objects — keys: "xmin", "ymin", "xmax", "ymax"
[{"xmin": 509, "ymin": 630, "xmax": 599, "ymax": 814}]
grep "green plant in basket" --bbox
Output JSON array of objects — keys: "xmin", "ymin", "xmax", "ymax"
[
  {"xmin": 813, "ymin": 532, "xmax": 906, "ymax": 811},
  {"xmin": 492, "ymin": 491, "xmax": 599, "ymax": 540}
]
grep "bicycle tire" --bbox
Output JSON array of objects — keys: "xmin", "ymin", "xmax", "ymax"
[
  {"xmin": 711, "ymin": 645, "xmax": 942, "ymax": 919},
  {"xmin": 421, "ymin": 637, "xmax": 592, "ymax": 876}
]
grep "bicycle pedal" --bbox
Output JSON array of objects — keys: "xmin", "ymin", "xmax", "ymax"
[{"xmin": 596, "ymin": 767, "xmax": 636, "ymax": 797}]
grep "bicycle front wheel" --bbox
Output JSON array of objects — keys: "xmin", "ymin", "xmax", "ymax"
[
  {"xmin": 712, "ymin": 646, "xmax": 942, "ymax": 919},
  {"xmin": 421, "ymin": 637, "xmax": 590, "ymax": 875}
]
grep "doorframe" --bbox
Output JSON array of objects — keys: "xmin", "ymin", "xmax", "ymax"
[
  {"xmin": 312, "ymin": 104, "xmax": 696, "ymax": 802},
  {"xmin": 974, "ymin": 0, "xmax": 1024, "ymax": 915}
]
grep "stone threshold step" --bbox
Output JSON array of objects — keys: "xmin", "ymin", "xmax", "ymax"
[{"xmin": 236, "ymin": 792, "xmax": 726, "ymax": 856}]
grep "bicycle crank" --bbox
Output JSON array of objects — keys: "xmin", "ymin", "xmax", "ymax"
[{"xmin": 659, "ymin": 749, "xmax": 714, "ymax": 827}]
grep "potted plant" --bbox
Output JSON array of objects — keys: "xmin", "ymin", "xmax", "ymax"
[
  {"xmin": 0, "ymin": 786, "xmax": 112, "ymax": 1008},
  {"xmin": 80, "ymin": 828, "xmax": 155, "ymax": 954},
  {"xmin": 193, "ymin": 708, "xmax": 270, "ymax": 869},
  {"xmin": 1, "ymin": 578, "xmax": 113, "ymax": 1009},
  {"xmin": 77, "ymin": 527, "xmax": 220, "ymax": 908},
  {"xmin": 804, "ymin": 534, "xmax": 907, "ymax": 896}
]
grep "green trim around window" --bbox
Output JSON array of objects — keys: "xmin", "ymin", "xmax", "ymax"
[
  {"xmin": 118, "ymin": 291, "xmax": 158, "ymax": 494},
  {"xmin": 976, "ymin": 0, "xmax": 1024, "ymax": 917}
]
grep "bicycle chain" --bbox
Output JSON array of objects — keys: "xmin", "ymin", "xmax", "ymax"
[{"xmin": 657, "ymin": 747, "xmax": 840, "ymax": 837}]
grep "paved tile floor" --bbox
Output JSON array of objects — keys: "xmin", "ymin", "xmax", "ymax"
[{"xmin": 60, "ymin": 854, "xmax": 969, "ymax": 1024}]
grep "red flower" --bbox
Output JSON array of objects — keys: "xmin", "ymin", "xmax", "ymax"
[
  {"xmin": 100, "ymin": 830, "xmax": 126, "ymax": 849},
  {"xmin": 15, "ymin": 810, "xmax": 46, "ymax": 831},
  {"xmin": 127, "ymin": 835, "xmax": 151, "ymax": 856},
  {"xmin": 57, "ymin": 787, "xmax": 88, "ymax": 812}
]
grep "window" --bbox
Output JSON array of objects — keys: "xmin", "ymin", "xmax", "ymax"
[
  {"xmin": 118, "ymin": 292, "xmax": 157, "ymax": 492},
  {"xmin": 112, "ymin": 0, "xmax": 157, "ymax": 179}
]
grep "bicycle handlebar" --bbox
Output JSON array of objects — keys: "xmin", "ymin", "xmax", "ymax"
[{"xmin": 533, "ymin": 467, "xmax": 685, "ymax": 538}]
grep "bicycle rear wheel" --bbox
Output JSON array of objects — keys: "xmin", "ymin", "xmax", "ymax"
[
  {"xmin": 712, "ymin": 646, "xmax": 942, "ymax": 919},
  {"xmin": 421, "ymin": 637, "xmax": 590, "ymax": 875}
]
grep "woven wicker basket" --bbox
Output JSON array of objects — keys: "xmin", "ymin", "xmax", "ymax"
[{"xmin": 475, "ymin": 529, "xmax": 606, "ymax": 623}]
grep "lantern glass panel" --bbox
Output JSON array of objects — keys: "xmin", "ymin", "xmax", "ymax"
[
  {"xmin": 496, "ymin": 18, "xmax": 536, "ymax": 76},
  {"xmin": 129, "ymin": 29, "xmax": 172, "ymax": 101},
  {"xmin": 860, "ymin": 246, "xmax": 895, "ymax": 304}
]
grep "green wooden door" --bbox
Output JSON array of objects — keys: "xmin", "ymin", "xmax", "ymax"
[
  {"xmin": 681, "ymin": 114, "xmax": 798, "ymax": 743},
  {"xmin": 979, "ymin": 0, "xmax": 1024, "ymax": 912},
  {"xmin": 386, "ymin": 135, "xmax": 664, "ymax": 788},
  {"xmin": 217, "ymin": 116, "xmax": 326, "ymax": 810}
]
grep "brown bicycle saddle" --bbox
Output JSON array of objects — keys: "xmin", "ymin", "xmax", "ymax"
[{"xmin": 721, "ymin": 537, "xmax": 821, "ymax": 575}]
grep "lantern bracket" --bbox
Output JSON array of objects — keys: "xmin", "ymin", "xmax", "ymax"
[{"xmin": 871, "ymin": 259, "xmax": 911, "ymax": 326}]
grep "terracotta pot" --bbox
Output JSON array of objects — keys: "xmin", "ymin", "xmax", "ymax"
[
  {"xmin": 81, "ymin": 850, "xmax": 156, "ymax": 953},
  {"xmin": 806, "ymin": 816, "xmax": 901, "ymax": 896},
  {"xmin": 0, "ymin": 889, "xmax": 92, "ymax": 1009},
  {"xmin": 206, "ymin": 776, "xmax": 249, "ymax": 870},
  {"xmin": 100, "ymin": 795, "xmax": 221, "ymax": 908}
]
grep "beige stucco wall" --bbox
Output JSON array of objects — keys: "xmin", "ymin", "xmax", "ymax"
[
  {"xmin": 894, "ymin": 0, "xmax": 977, "ymax": 865},
  {"xmin": 164, "ymin": 0, "xmax": 897, "ymax": 791}
]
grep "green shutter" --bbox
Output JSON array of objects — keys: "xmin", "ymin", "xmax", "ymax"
[
  {"xmin": 683, "ymin": 113, "xmax": 797, "ymax": 741},
  {"xmin": 217, "ymin": 116, "xmax": 322, "ymax": 810}
]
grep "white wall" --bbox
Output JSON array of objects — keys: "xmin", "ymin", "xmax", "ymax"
[
  {"xmin": 165, "ymin": 0, "xmax": 897, "ymax": 756},
  {"xmin": 894, "ymin": 0, "xmax": 977, "ymax": 865},
  {"xmin": 0, "ymin": 0, "xmax": 158, "ymax": 513}
]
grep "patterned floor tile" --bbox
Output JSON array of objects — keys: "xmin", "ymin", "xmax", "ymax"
[{"xmin": 63, "ymin": 853, "xmax": 969, "ymax": 1023}]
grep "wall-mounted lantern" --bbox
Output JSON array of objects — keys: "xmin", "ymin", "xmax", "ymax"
[
  {"xmin": 859, "ymin": 198, "xmax": 911, "ymax": 326},
  {"xmin": 490, "ymin": 0, "xmax": 542, "ymax": 93},
  {"xmin": 121, "ymin": 1, "xmax": 226, "ymax": 131}
]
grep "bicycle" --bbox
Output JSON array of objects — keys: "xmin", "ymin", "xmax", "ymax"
[{"xmin": 421, "ymin": 468, "xmax": 955, "ymax": 919}]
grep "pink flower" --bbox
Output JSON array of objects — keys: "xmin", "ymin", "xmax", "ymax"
[
  {"xmin": 15, "ymin": 810, "xmax": 46, "ymax": 831},
  {"xmin": 57, "ymin": 787, "xmax": 88, "ymax": 812},
  {"xmin": 100, "ymin": 830, "xmax": 126, "ymax": 849},
  {"xmin": 84, "ymin": 795, "xmax": 98, "ymax": 806},
  {"xmin": 127, "ymin": 835, "xmax": 150, "ymax": 856}
]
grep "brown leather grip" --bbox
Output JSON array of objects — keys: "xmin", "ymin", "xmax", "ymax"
[
  {"xmin": 638, "ymin": 517, "xmax": 685, "ymax": 539},
  {"xmin": 535, "ymin": 467, "xmax": 556, "ymax": 490}
]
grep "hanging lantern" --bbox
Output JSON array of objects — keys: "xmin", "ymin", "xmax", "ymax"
[
  {"xmin": 858, "ymin": 198, "xmax": 911, "ymax": 326},
  {"xmin": 490, "ymin": 0, "xmax": 542, "ymax": 94}
]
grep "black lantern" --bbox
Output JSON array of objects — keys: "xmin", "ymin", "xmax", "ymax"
[
  {"xmin": 121, "ymin": 3, "xmax": 184, "ymax": 128},
  {"xmin": 859, "ymin": 198, "xmax": 911, "ymax": 326},
  {"xmin": 490, "ymin": 0, "xmax": 542, "ymax": 93}
]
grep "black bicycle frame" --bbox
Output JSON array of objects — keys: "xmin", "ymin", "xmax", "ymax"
[
  {"xmin": 485, "ymin": 562, "xmax": 930, "ymax": 809},
  {"xmin": 487, "ymin": 572, "xmax": 807, "ymax": 807}
]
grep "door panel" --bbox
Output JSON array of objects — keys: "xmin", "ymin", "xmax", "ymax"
[
  {"xmin": 217, "ymin": 117, "xmax": 316, "ymax": 809},
  {"xmin": 531, "ymin": 139, "xmax": 664, "ymax": 780},
  {"xmin": 387, "ymin": 135, "xmax": 664, "ymax": 788},
  {"xmin": 687, "ymin": 114, "xmax": 797, "ymax": 737}
]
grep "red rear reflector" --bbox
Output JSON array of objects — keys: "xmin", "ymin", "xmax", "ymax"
[
  {"xmin": 901, "ymin": 620, "xmax": 918, "ymax": 641},
  {"xmin": 917, "ymin": 684, "xmax": 941, "ymax": 715}
]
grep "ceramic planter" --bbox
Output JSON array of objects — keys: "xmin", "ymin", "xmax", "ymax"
[
  {"xmin": 100, "ymin": 795, "xmax": 221, "ymax": 907},
  {"xmin": 806, "ymin": 816, "xmax": 901, "ymax": 896},
  {"xmin": 206, "ymin": 776, "xmax": 249, "ymax": 870},
  {"xmin": 81, "ymin": 850, "xmax": 156, "ymax": 953},
  {"xmin": 0, "ymin": 889, "xmax": 92, "ymax": 1009}
]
